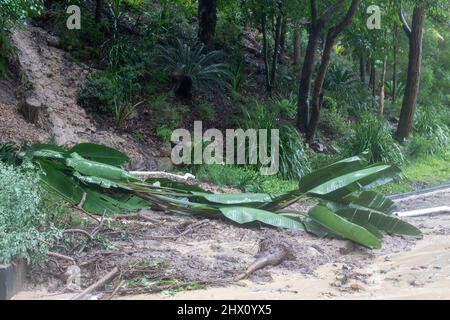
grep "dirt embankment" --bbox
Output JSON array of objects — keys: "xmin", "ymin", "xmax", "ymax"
[{"xmin": 1, "ymin": 26, "xmax": 164, "ymax": 170}]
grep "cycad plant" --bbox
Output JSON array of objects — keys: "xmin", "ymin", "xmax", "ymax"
[{"xmin": 158, "ymin": 39, "xmax": 231, "ymax": 96}]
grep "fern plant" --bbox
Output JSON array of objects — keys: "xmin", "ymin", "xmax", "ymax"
[{"xmin": 158, "ymin": 39, "xmax": 231, "ymax": 95}]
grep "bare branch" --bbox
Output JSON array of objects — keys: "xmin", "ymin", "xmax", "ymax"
[{"xmin": 400, "ymin": 6, "xmax": 411, "ymax": 38}]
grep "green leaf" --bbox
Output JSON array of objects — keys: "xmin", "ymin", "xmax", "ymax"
[
  {"xmin": 349, "ymin": 191, "xmax": 396, "ymax": 215},
  {"xmin": 308, "ymin": 206, "xmax": 382, "ymax": 249},
  {"xmin": 298, "ymin": 156, "xmax": 368, "ymax": 193},
  {"xmin": 192, "ymin": 192, "xmax": 273, "ymax": 205},
  {"xmin": 69, "ymin": 143, "xmax": 129, "ymax": 166},
  {"xmin": 336, "ymin": 208, "xmax": 422, "ymax": 238},
  {"xmin": 219, "ymin": 206, "xmax": 305, "ymax": 230},
  {"xmin": 37, "ymin": 159, "xmax": 83, "ymax": 205},
  {"xmin": 66, "ymin": 153, "xmax": 140, "ymax": 182}
]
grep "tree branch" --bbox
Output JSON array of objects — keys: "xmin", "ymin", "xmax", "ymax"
[
  {"xmin": 400, "ymin": 6, "xmax": 411, "ymax": 38},
  {"xmin": 328, "ymin": 0, "xmax": 360, "ymax": 39},
  {"xmin": 318, "ymin": 0, "xmax": 345, "ymax": 23},
  {"xmin": 311, "ymin": 0, "xmax": 318, "ymax": 23}
]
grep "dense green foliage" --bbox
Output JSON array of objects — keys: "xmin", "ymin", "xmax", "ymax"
[{"xmin": 0, "ymin": 162, "xmax": 59, "ymax": 264}]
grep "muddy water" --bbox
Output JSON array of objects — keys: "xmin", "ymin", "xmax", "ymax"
[{"xmin": 117, "ymin": 234, "xmax": 450, "ymax": 300}]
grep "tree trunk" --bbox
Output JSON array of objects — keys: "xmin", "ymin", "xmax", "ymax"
[
  {"xmin": 95, "ymin": 0, "xmax": 103, "ymax": 23},
  {"xmin": 198, "ymin": 0, "xmax": 217, "ymax": 51},
  {"xmin": 392, "ymin": 27, "xmax": 398, "ymax": 102},
  {"xmin": 359, "ymin": 55, "xmax": 366, "ymax": 83},
  {"xmin": 293, "ymin": 26, "xmax": 301, "ymax": 66},
  {"xmin": 270, "ymin": 14, "xmax": 283, "ymax": 92},
  {"xmin": 296, "ymin": 25, "xmax": 321, "ymax": 133},
  {"xmin": 261, "ymin": 11, "xmax": 272, "ymax": 93},
  {"xmin": 296, "ymin": 0, "xmax": 346, "ymax": 133},
  {"xmin": 306, "ymin": 0, "xmax": 360, "ymax": 142},
  {"xmin": 369, "ymin": 62, "xmax": 376, "ymax": 97},
  {"xmin": 396, "ymin": 7, "xmax": 425, "ymax": 141},
  {"xmin": 380, "ymin": 54, "xmax": 387, "ymax": 114},
  {"xmin": 279, "ymin": 19, "xmax": 287, "ymax": 57}
]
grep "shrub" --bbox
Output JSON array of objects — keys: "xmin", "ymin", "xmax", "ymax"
[
  {"xmin": 195, "ymin": 164, "xmax": 297, "ymax": 194},
  {"xmin": 238, "ymin": 101, "xmax": 311, "ymax": 181},
  {"xmin": 196, "ymin": 101, "xmax": 216, "ymax": 122},
  {"xmin": 157, "ymin": 39, "xmax": 231, "ymax": 96},
  {"xmin": 346, "ymin": 113, "xmax": 405, "ymax": 165},
  {"xmin": 408, "ymin": 106, "xmax": 450, "ymax": 157},
  {"xmin": 148, "ymin": 95, "xmax": 184, "ymax": 130},
  {"xmin": 0, "ymin": 163, "xmax": 59, "ymax": 264},
  {"xmin": 321, "ymin": 108, "xmax": 349, "ymax": 136},
  {"xmin": 273, "ymin": 94, "xmax": 297, "ymax": 120},
  {"xmin": 0, "ymin": 31, "xmax": 13, "ymax": 78},
  {"xmin": 156, "ymin": 127, "xmax": 173, "ymax": 143},
  {"xmin": 196, "ymin": 164, "xmax": 263, "ymax": 192},
  {"xmin": 77, "ymin": 71, "xmax": 118, "ymax": 113}
]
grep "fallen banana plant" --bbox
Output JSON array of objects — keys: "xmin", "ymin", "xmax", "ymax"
[{"xmin": 18, "ymin": 143, "xmax": 422, "ymax": 249}]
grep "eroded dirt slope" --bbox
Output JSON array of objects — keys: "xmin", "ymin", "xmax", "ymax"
[{"xmin": 2, "ymin": 26, "xmax": 159, "ymax": 169}]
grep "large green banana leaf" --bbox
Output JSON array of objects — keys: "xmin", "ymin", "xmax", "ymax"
[
  {"xmin": 69, "ymin": 143, "xmax": 129, "ymax": 166},
  {"xmin": 308, "ymin": 206, "xmax": 382, "ymax": 249},
  {"xmin": 219, "ymin": 206, "xmax": 305, "ymax": 230},
  {"xmin": 336, "ymin": 208, "xmax": 422, "ymax": 238}
]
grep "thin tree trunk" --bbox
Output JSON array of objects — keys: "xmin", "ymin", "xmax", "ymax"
[
  {"xmin": 380, "ymin": 54, "xmax": 387, "ymax": 114},
  {"xmin": 396, "ymin": 7, "xmax": 425, "ymax": 141},
  {"xmin": 270, "ymin": 14, "xmax": 283, "ymax": 92},
  {"xmin": 369, "ymin": 62, "xmax": 376, "ymax": 96},
  {"xmin": 95, "ymin": 0, "xmax": 103, "ymax": 23},
  {"xmin": 261, "ymin": 11, "xmax": 272, "ymax": 93},
  {"xmin": 307, "ymin": 0, "xmax": 360, "ymax": 142},
  {"xmin": 279, "ymin": 19, "xmax": 287, "ymax": 57},
  {"xmin": 296, "ymin": 25, "xmax": 321, "ymax": 133},
  {"xmin": 293, "ymin": 26, "xmax": 301, "ymax": 66},
  {"xmin": 392, "ymin": 27, "xmax": 398, "ymax": 102},
  {"xmin": 359, "ymin": 55, "xmax": 366, "ymax": 83},
  {"xmin": 198, "ymin": 0, "xmax": 217, "ymax": 51}
]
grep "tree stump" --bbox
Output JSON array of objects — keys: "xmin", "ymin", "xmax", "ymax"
[{"xmin": 20, "ymin": 96, "xmax": 45, "ymax": 125}]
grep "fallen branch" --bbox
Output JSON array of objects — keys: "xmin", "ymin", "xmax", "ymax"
[
  {"xmin": 113, "ymin": 212, "xmax": 160, "ymax": 224},
  {"xmin": 130, "ymin": 171, "xmax": 195, "ymax": 181},
  {"xmin": 63, "ymin": 229, "xmax": 93, "ymax": 240},
  {"xmin": 238, "ymin": 245, "xmax": 289, "ymax": 280},
  {"xmin": 108, "ymin": 280, "xmax": 125, "ymax": 300},
  {"xmin": 71, "ymin": 267, "xmax": 120, "ymax": 300},
  {"xmin": 47, "ymin": 251, "xmax": 76, "ymax": 264},
  {"xmin": 145, "ymin": 220, "xmax": 209, "ymax": 240}
]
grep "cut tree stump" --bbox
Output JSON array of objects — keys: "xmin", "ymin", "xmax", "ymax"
[{"xmin": 20, "ymin": 96, "xmax": 46, "ymax": 125}]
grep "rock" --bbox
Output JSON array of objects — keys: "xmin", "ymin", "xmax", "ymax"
[
  {"xmin": 156, "ymin": 157, "xmax": 174, "ymax": 172},
  {"xmin": 46, "ymin": 35, "xmax": 61, "ymax": 48},
  {"xmin": 309, "ymin": 141, "xmax": 327, "ymax": 153},
  {"xmin": 350, "ymin": 283, "xmax": 365, "ymax": 291}
]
